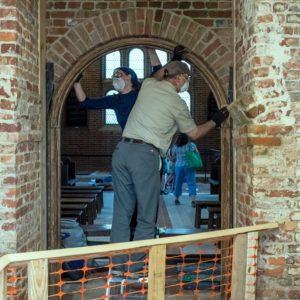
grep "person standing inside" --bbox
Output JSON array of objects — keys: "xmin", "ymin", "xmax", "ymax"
[
  {"xmin": 172, "ymin": 133, "xmax": 199, "ymax": 206},
  {"xmin": 73, "ymin": 66, "xmax": 140, "ymax": 131},
  {"xmin": 110, "ymin": 60, "xmax": 229, "ymax": 275}
]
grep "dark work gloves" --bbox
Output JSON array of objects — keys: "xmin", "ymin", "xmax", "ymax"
[
  {"xmin": 171, "ymin": 45, "xmax": 188, "ymax": 61},
  {"xmin": 211, "ymin": 107, "xmax": 229, "ymax": 127},
  {"xmin": 74, "ymin": 73, "xmax": 83, "ymax": 83}
]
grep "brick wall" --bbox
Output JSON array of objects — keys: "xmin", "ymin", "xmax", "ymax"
[
  {"xmin": 46, "ymin": 2, "xmax": 233, "ymax": 91},
  {"xmin": 0, "ymin": 0, "xmax": 42, "ymax": 255},
  {"xmin": 233, "ymin": 1, "xmax": 300, "ymax": 299},
  {"xmin": 48, "ymin": 1, "xmax": 232, "ymax": 174}
]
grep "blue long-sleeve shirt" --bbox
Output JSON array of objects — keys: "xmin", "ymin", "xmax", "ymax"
[
  {"xmin": 80, "ymin": 90, "xmax": 138, "ymax": 130},
  {"xmin": 79, "ymin": 65, "xmax": 161, "ymax": 130}
]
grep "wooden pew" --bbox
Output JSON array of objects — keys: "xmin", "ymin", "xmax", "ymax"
[
  {"xmin": 61, "ymin": 210, "xmax": 84, "ymax": 225},
  {"xmin": 61, "ymin": 204, "xmax": 88, "ymax": 225},
  {"xmin": 193, "ymin": 194, "xmax": 220, "ymax": 228},
  {"xmin": 61, "ymin": 197, "xmax": 96, "ymax": 224},
  {"xmin": 61, "ymin": 186, "xmax": 104, "ymax": 212}
]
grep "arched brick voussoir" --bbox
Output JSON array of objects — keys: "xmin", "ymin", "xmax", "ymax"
[{"xmin": 47, "ymin": 8, "xmax": 232, "ymax": 90}]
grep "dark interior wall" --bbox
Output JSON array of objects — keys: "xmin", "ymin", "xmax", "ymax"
[{"xmin": 61, "ymin": 56, "xmax": 220, "ymax": 173}]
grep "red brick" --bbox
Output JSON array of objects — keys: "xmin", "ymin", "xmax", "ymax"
[
  {"xmin": 268, "ymin": 190, "xmax": 296, "ymax": 198},
  {"xmin": 256, "ymin": 79, "xmax": 275, "ymax": 88},
  {"xmin": 269, "ymin": 257, "xmax": 286, "ymax": 266},
  {"xmin": 202, "ymin": 39, "xmax": 221, "ymax": 57},
  {"xmin": 280, "ymin": 38, "xmax": 299, "ymax": 47},
  {"xmin": 50, "ymin": 11, "xmax": 75, "ymax": 19},
  {"xmin": 267, "ymin": 126, "xmax": 293, "ymax": 135},
  {"xmin": 184, "ymin": 11, "xmax": 208, "ymax": 18},
  {"xmin": 0, "ymin": 9, "xmax": 17, "ymax": 18},
  {"xmin": 259, "ymin": 267, "xmax": 283, "ymax": 277},
  {"xmin": 0, "ymin": 123, "xmax": 21, "ymax": 132},
  {"xmin": 1, "ymin": 0, "xmax": 17, "ymax": 6},
  {"xmin": 83, "ymin": 3, "xmax": 94, "ymax": 10},
  {"xmin": 54, "ymin": 2, "xmax": 66, "ymax": 9},
  {"xmin": 0, "ymin": 32, "xmax": 18, "ymax": 42},
  {"xmin": 68, "ymin": 2, "xmax": 81, "ymax": 9},
  {"xmin": 257, "ymin": 14, "xmax": 273, "ymax": 23},
  {"xmin": 163, "ymin": 2, "xmax": 178, "ymax": 9},
  {"xmin": 289, "ymin": 291, "xmax": 300, "ymax": 299},
  {"xmin": 85, "ymin": 22, "xmax": 94, "ymax": 33},
  {"xmin": 246, "ymin": 125, "xmax": 267, "ymax": 134},
  {"xmin": 3, "ymin": 176, "xmax": 17, "ymax": 185},
  {"xmin": 253, "ymin": 56, "xmax": 261, "ymax": 65},
  {"xmin": 209, "ymin": 11, "xmax": 232, "ymax": 18},
  {"xmin": 245, "ymin": 105, "xmax": 266, "ymax": 118},
  {"xmin": 0, "ymin": 20, "xmax": 19, "ymax": 30},
  {"xmin": 2, "ymin": 222, "xmax": 16, "ymax": 231},
  {"xmin": 247, "ymin": 137, "xmax": 281, "ymax": 146},
  {"xmin": 254, "ymin": 67, "xmax": 269, "ymax": 77},
  {"xmin": 193, "ymin": 2, "xmax": 205, "ymax": 9}
]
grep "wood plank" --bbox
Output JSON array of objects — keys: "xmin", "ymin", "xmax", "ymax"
[
  {"xmin": 61, "ymin": 197, "xmax": 94, "ymax": 201},
  {"xmin": 148, "ymin": 245, "xmax": 166, "ymax": 300},
  {"xmin": 0, "ymin": 268, "xmax": 7, "ymax": 299},
  {"xmin": 0, "ymin": 223, "xmax": 278, "ymax": 269},
  {"xmin": 221, "ymin": 121, "xmax": 232, "ymax": 230},
  {"xmin": 28, "ymin": 259, "xmax": 48, "ymax": 300},
  {"xmin": 231, "ymin": 232, "xmax": 257, "ymax": 300},
  {"xmin": 61, "ymin": 204, "xmax": 87, "ymax": 210},
  {"xmin": 61, "ymin": 193, "xmax": 97, "ymax": 198},
  {"xmin": 39, "ymin": 0, "xmax": 47, "ymax": 250},
  {"xmin": 49, "ymin": 127, "xmax": 61, "ymax": 250},
  {"xmin": 61, "ymin": 186, "xmax": 104, "ymax": 190}
]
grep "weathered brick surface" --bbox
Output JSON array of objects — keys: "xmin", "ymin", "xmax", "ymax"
[
  {"xmin": 0, "ymin": 0, "xmax": 41, "ymax": 255},
  {"xmin": 0, "ymin": 0, "xmax": 299, "ymax": 298},
  {"xmin": 234, "ymin": 1, "xmax": 300, "ymax": 299}
]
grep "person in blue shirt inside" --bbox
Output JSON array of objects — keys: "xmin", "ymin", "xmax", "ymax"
[
  {"xmin": 74, "ymin": 67, "xmax": 140, "ymax": 130},
  {"xmin": 73, "ymin": 46, "xmax": 187, "ymax": 130}
]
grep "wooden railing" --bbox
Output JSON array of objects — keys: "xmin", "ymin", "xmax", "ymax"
[{"xmin": 0, "ymin": 223, "xmax": 279, "ymax": 300}]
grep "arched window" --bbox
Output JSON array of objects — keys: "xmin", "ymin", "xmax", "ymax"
[
  {"xmin": 155, "ymin": 49, "xmax": 168, "ymax": 66},
  {"xmin": 129, "ymin": 48, "xmax": 144, "ymax": 78},
  {"xmin": 105, "ymin": 90, "xmax": 118, "ymax": 124},
  {"xmin": 105, "ymin": 51, "xmax": 121, "ymax": 79},
  {"xmin": 179, "ymin": 91, "xmax": 191, "ymax": 112}
]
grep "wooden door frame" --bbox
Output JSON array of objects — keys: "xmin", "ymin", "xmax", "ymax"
[{"xmin": 47, "ymin": 38, "xmax": 232, "ymax": 249}]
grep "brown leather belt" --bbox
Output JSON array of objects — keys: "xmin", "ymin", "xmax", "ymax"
[{"xmin": 121, "ymin": 137, "xmax": 158, "ymax": 151}]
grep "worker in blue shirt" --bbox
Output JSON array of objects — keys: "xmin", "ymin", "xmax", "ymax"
[{"xmin": 73, "ymin": 49, "xmax": 162, "ymax": 130}]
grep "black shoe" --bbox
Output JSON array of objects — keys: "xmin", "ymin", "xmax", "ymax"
[{"xmin": 175, "ymin": 199, "xmax": 180, "ymax": 205}]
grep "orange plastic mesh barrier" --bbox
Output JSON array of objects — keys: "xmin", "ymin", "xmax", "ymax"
[
  {"xmin": 5, "ymin": 236, "xmax": 249, "ymax": 299},
  {"xmin": 165, "ymin": 238, "xmax": 233, "ymax": 299},
  {"xmin": 7, "ymin": 267, "xmax": 28, "ymax": 300},
  {"xmin": 48, "ymin": 250, "xmax": 150, "ymax": 299}
]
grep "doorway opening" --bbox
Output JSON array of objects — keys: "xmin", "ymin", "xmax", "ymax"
[{"xmin": 48, "ymin": 39, "xmax": 232, "ymax": 251}]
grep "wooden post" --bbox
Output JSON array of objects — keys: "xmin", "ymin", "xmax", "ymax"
[
  {"xmin": 0, "ymin": 268, "xmax": 7, "ymax": 299},
  {"xmin": 231, "ymin": 232, "xmax": 258, "ymax": 300},
  {"xmin": 28, "ymin": 259, "xmax": 48, "ymax": 299},
  {"xmin": 39, "ymin": 0, "xmax": 47, "ymax": 250},
  {"xmin": 148, "ymin": 244, "xmax": 166, "ymax": 300}
]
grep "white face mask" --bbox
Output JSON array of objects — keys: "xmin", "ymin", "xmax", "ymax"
[
  {"xmin": 179, "ymin": 80, "xmax": 189, "ymax": 93},
  {"xmin": 113, "ymin": 78, "xmax": 125, "ymax": 92}
]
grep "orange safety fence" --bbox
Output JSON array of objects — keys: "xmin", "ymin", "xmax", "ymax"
[
  {"xmin": 5, "ymin": 240, "xmax": 238, "ymax": 299},
  {"xmin": 2, "ymin": 223, "xmax": 277, "ymax": 300}
]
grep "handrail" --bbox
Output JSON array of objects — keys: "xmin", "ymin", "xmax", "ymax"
[{"xmin": 0, "ymin": 223, "xmax": 279, "ymax": 271}]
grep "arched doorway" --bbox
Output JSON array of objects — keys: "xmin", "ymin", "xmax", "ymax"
[{"xmin": 48, "ymin": 38, "xmax": 232, "ymax": 249}]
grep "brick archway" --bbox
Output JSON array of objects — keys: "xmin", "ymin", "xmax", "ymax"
[{"xmin": 47, "ymin": 9, "xmax": 232, "ymax": 249}]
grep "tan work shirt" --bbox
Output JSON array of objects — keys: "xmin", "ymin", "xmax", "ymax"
[{"xmin": 123, "ymin": 77, "xmax": 196, "ymax": 156}]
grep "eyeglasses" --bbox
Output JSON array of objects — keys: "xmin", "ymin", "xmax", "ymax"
[{"xmin": 112, "ymin": 72, "xmax": 125, "ymax": 78}]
